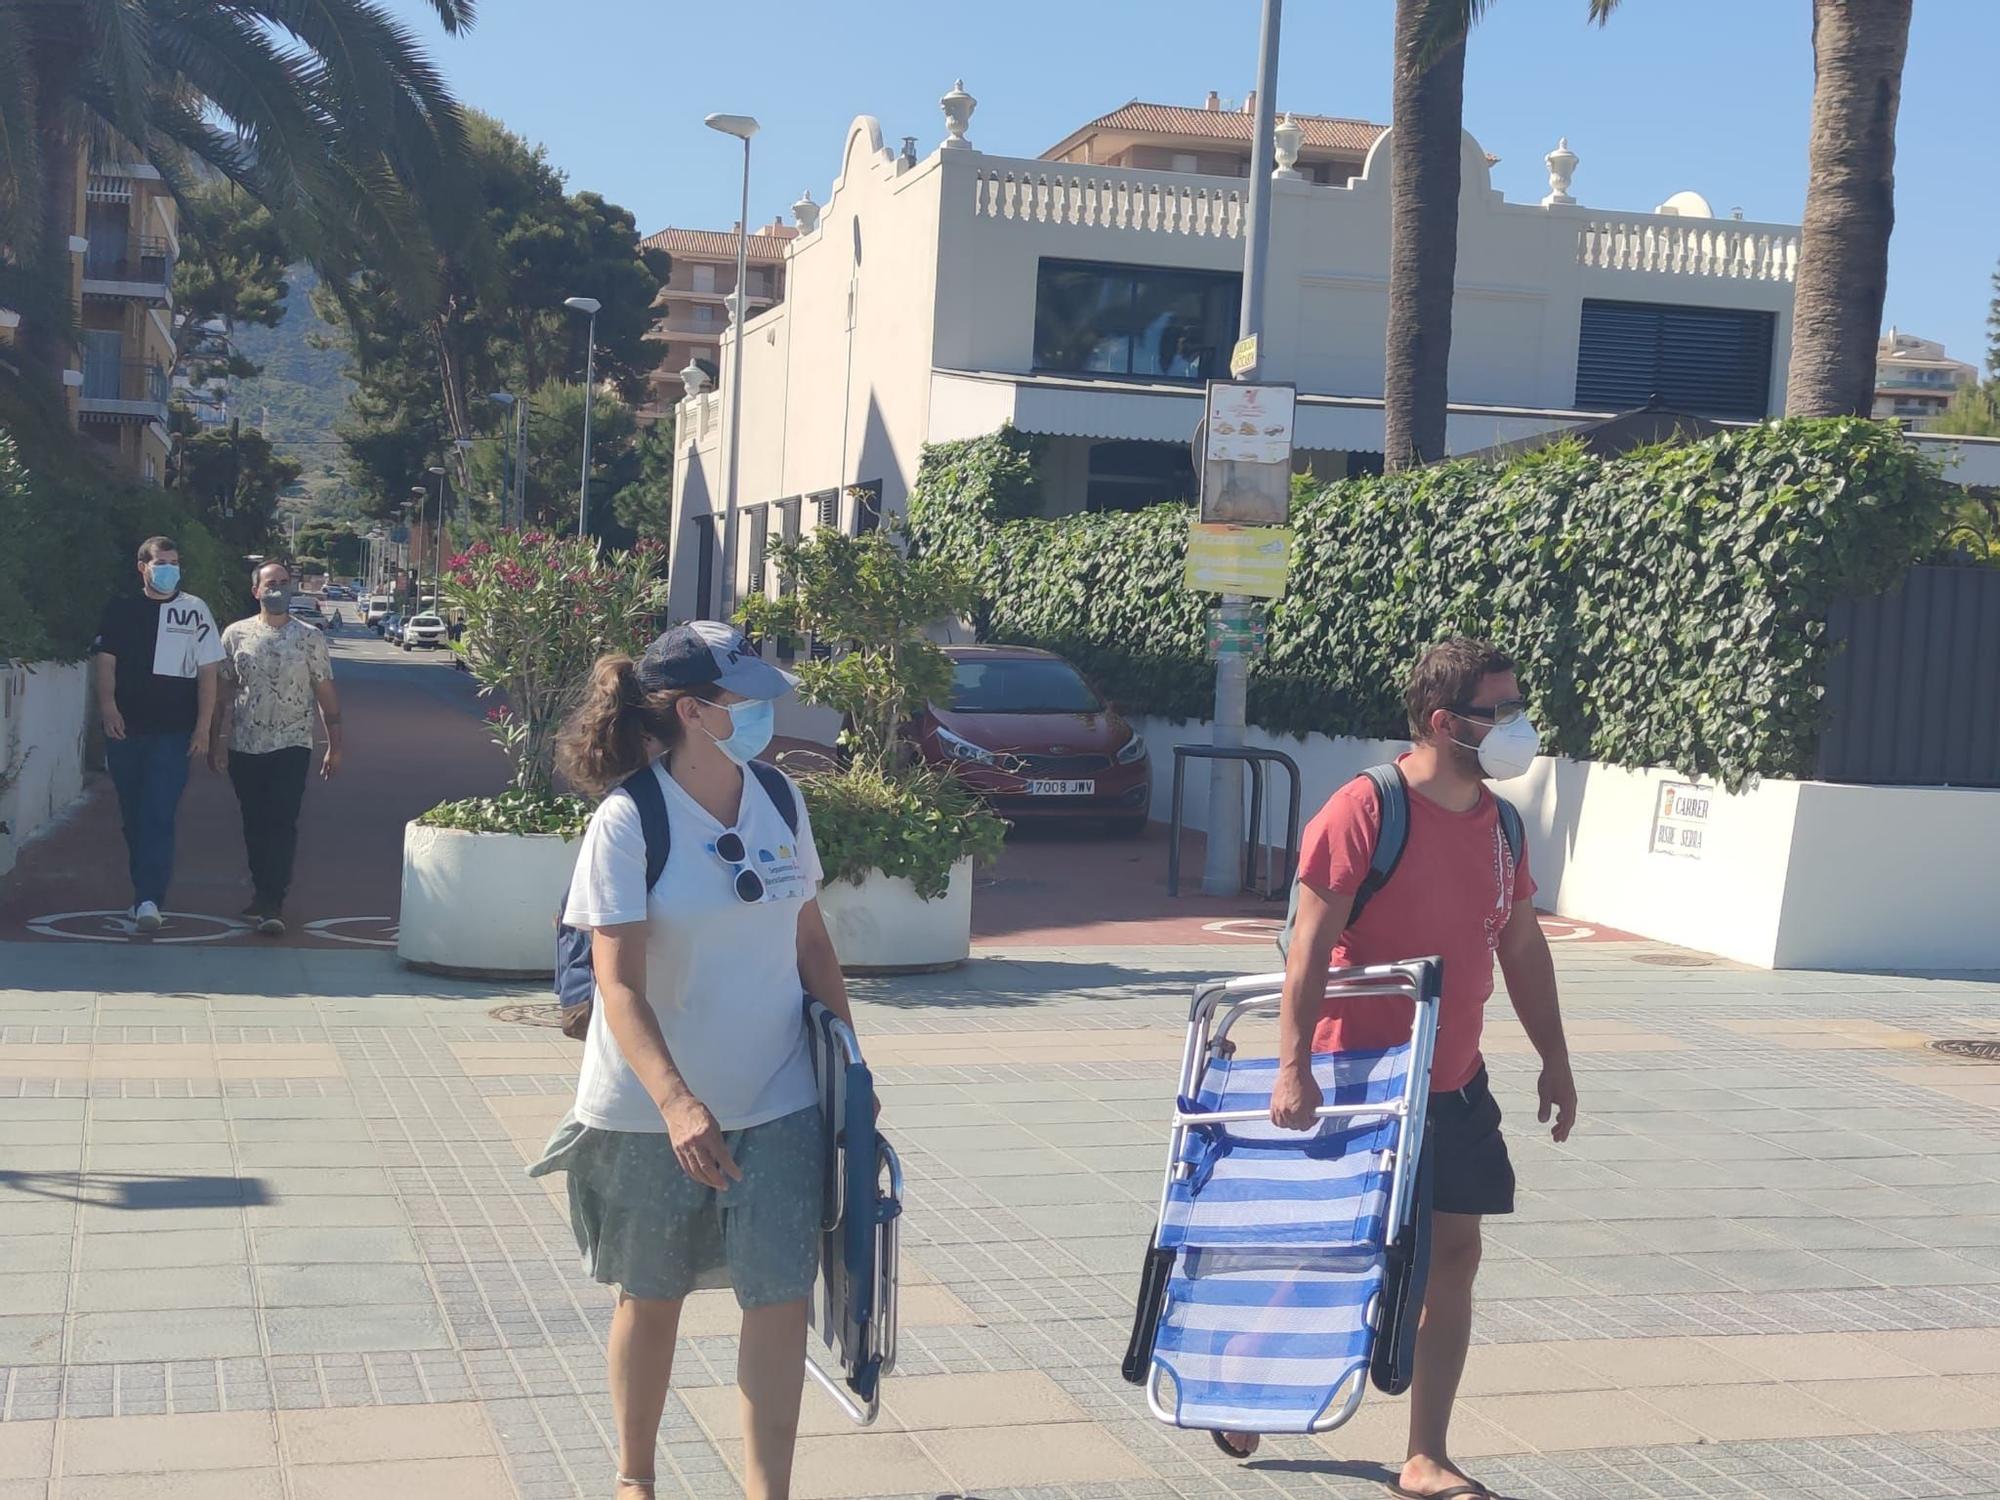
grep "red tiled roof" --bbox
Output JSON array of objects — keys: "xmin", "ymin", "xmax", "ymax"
[
  {"xmin": 640, "ymin": 227, "xmax": 790, "ymax": 263},
  {"xmin": 1051, "ymin": 102, "xmax": 1387, "ymax": 158}
]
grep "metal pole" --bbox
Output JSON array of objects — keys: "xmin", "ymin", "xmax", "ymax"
[
  {"xmin": 514, "ymin": 398, "xmax": 528, "ymax": 528},
  {"xmin": 1202, "ymin": 0, "xmax": 1282, "ymax": 898},
  {"xmin": 577, "ymin": 313, "xmax": 597, "ymax": 538},
  {"xmin": 718, "ymin": 136, "xmax": 752, "ymax": 619}
]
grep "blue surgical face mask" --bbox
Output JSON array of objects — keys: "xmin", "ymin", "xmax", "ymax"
[
  {"xmin": 147, "ymin": 562, "xmax": 181, "ymax": 594},
  {"xmin": 700, "ymin": 698, "xmax": 775, "ymax": 766}
]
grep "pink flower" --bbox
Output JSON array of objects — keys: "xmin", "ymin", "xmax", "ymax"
[
  {"xmin": 485, "ymin": 706, "xmax": 512, "ymax": 724},
  {"xmin": 447, "ymin": 553, "xmax": 468, "ymax": 570},
  {"xmin": 469, "ymin": 541, "xmax": 493, "ymax": 557}
]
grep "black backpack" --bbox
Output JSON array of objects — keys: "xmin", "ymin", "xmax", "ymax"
[
  {"xmin": 555, "ymin": 759, "xmax": 799, "ymax": 1039},
  {"xmin": 1277, "ymin": 763, "xmax": 1524, "ymax": 960}
]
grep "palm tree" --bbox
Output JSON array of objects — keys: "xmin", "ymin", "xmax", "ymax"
[
  {"xmin": 0, "ymin": 0, "xmax": 477, "ymax": 391},
  {"xmin": 1382, "ymin": 0, "xmax": 1483, "ymax": 471},
  {"xmin": 1588, "ymin": 0, "xmax": 1913, "ymax": 417}
]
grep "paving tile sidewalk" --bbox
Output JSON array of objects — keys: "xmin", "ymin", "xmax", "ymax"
[{"xmin": 2, "ymin": 937, "xmax": 1999, "ymax": 1499}]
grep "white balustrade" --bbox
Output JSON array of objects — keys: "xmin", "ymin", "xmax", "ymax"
[
  {"xmin": 973, "ymin": 167, "xmax": 1245, "ymax": 240},
  {"xmin": 1575, "ymin": 216, "xmax": 1798, "ymax": 282}
]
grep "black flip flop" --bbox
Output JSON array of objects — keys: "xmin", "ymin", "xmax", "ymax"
[
  {"xmin": 1385, "ymin": 1484, "xmax": 1493, "ymax": 1499},
  {"xmin": 1212, "ymin": 1430, "xmax": 1259, "ymax": 1460}
]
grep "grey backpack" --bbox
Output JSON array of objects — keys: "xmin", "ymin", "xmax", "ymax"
[{"xmin": 1278, "ymin": 764, "xmax": 1524, "ymax": 959}]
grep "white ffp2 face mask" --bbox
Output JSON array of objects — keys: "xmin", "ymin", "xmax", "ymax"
[{"xmin": 1458, "ymin": 713, "xmax": 1540, "ymax": 781}]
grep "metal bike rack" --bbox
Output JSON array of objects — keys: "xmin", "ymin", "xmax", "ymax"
[{"xmin": 1167, "ymin": 745, "xmax": 1302, "ymax": 900}]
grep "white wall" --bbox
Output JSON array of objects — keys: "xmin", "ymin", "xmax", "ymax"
[
  {"xmin": 1132, "ymin": 711, "xmax": 2000, "ymax": 972},
  {"xmin": 0, "ymin": 661, "xmax": 90, "ymax": 880}
]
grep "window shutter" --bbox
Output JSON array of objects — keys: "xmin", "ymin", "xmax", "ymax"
[
  {"xmin": 814, "ymin": 489, "xmax": 840, "ymax": 531},
  {"xmin": 748, "ymin": 505, "xmax": 770, "ymax": 599},
  {"xmin": 851, "ymin": 481, "xmax": 881, "ymax": 536},
  {"xmin": 1575, "ymin": 299, "xmax": 1775, "ymax": 422}
]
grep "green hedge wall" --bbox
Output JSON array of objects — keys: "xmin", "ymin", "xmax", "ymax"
[
  {"xmin": 0, "ymin": 427, "xmax": 247, "ymax": 662},
  {"xmin": 908, "ymin": 420, "xmax": 1953, "ymax": 791}
]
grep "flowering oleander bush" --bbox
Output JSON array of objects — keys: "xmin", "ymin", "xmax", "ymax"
[{"xmin": 425, "ymin": 530, "xmax": 668, "ymax": 826}]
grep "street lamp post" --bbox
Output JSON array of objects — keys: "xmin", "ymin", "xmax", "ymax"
[
  {"xmin": 705, "ymin": 111, "xmax": 759, "ymax": 620},
  {"xmin": 424, "ymin": 466, "xmax": 446, "ymax": 612},
  {"xmin": 488, "ymin": 391, "xmax": 526, "ymax": 528},
  {"xmin": 1201, "ymin": 0, "xmax": 1283, "ymax": 898},
  {"xmin": 563, "ymin": 298, "xmax": 601, "ymax": 538}
]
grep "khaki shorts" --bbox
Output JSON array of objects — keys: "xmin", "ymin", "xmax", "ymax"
[{"xmin": 528, "ymin": 1105, "xmax": 825, "ymax": 1306}]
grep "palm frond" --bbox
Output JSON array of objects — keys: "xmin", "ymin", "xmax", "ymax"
[
  {"xmin": 77, "ymin": 0, "xmax": 152, "ymax": 139},
  {"xmin": 0, "ymin": 0, "xmax": 45, "ymax": 252},
  {"xmin": 1586, "ymin": 0, "xmax": 1620, "ymax": 23}
]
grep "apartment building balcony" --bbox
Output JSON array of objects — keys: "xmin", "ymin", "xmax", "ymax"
[
  {"xmin": 78, "ymin": 358, "xmax": 169, "ymax": 423},
  {"xmin": 81, "ymin": 237, "xmax": 175, "ymax": 304}
]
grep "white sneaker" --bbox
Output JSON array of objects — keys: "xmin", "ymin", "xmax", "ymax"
[{"xmin": 133, "ymin": 901, "xmax": 163, "ymax": 933}]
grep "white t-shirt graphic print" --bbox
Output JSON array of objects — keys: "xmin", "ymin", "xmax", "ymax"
[
  {"xmin": 153, "ymin": 596, "xmax": 223, "ymax": 679},
  {"xmin": 563, "ymin": 760, "xmax": 823, "ymax": 1133}
]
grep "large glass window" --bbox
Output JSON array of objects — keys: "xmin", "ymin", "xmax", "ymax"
[{"xmin": 1033, "ymin": 259, "xmax": 1240, "ymax": 380}]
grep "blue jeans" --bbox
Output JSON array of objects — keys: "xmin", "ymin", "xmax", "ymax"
[{"xmin": 104, "ymin": 731, "xmax": 192, "ymax": 907}]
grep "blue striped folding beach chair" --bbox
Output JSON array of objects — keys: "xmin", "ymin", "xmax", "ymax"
[
  {"xmin": 1123, "ymin": 960, "xmax": 1442, "ymax": 1437},
  {"xmin": 803, "ymin": 999, "xmax": 903, "ymax": 1425}
]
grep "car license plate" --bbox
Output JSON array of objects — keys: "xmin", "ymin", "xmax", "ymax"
[{"xmin": 1026, "ymin": 779, "xmax": 1094, "ymax": 797}]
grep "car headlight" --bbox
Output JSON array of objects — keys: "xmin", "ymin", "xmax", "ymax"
[
  {"xmin": 1116, "ymin": 731, "xmax": 1149, "ymax": 765},
  {"xmin": 936, "ymin": 726, "xmax": 998, "ymax": 766}
]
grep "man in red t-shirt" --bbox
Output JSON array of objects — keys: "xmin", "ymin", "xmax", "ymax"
[{"xmin": 1217, "ymin": 639, "xmax": 1577, "ymax": 1500}]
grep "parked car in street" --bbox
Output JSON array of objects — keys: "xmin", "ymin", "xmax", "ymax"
[
  {"xmin": 364, "ymin": 597, "xmax": 392, "ymax": 630},
  {"xmin": 287, "ymin": 595, "xmax": 327, "ymax": 631},
  {"xmin": 401, "ymin": 612, "xmax": 449, "ymax": 650},
  {"xmin": 907, "ymin": 645, "xmax": 1151, "ymax": 833},
  {"xmin": 323, "ymin": 584, "xmax": 355, "ymax": 601}
]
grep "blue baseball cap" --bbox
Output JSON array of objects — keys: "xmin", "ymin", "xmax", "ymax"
[{"xmin": 637, "ymin": 621, "xmax": 798, "ymax": 700}]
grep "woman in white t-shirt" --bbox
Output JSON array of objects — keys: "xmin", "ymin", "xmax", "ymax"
[{"xmin": 530, "ymin": 621, "xmax": 861, "ymax": 1500}]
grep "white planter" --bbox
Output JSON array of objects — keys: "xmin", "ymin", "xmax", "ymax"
[
  {"xmin": 397, "ymin": 822, "xmax": 582, "ymax": 978},
  {"xmin": 817, "ymin": 858, "xmax": 973, "ymax": 974}
]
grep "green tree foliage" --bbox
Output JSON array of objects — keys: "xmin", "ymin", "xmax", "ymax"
[
  {"xmin": 171, "ymin": 185, "xmax": 291, "ymax": 392},
  {"xmin": 168, "ymin": 423, "xmax": 303, "ymax": 559},
  {"xmin": 910, "ymin": 420, "xmax": 1955, "ymax": 792},
  {"xmin": 316, "ymin": 113, "xmax": 667, "ymax": 520},
  {"xmin": 613, "ymin": 415, "xmax": 677, "ymax": 542},
  {"xmin": 464, "ymin": 381, "xmax": 643, "ymax": 544},
  {"xmin": 294, "ymin": 521, "xmax": 363, "ymax": 577},
  {"xmin": 0, "ymin": 426, "xmax": 247, "ymax": 662},
  {"xmin": 738, "ymin": 528, "xmax": 1004, "ymax": 896},
  {"xmin": 0, "ymin": 0, "xmax": 475, "ymax": 397}
]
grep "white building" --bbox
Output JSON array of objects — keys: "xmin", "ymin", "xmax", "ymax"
[
  {"xmin": 669, "ymin": 83, "xmax": 1808, "ymax": 620},
  {"xmin": 1872, "ymin": 328, "xmax": 1978, "ymax": 430}
]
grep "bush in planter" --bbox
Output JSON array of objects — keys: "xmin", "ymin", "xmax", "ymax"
[
  {"xmin": 423, "ymin": 529, "xmax": 669, "ymax": 827},
  {"xmin": 738, "ymin": 528, "xmax": 1007, "ymax": 890}
]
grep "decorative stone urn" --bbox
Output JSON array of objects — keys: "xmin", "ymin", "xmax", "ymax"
[
  {"xmin": 939, "ymin": 79, "xmax": 976, "ymax": 151},
  {"xmin": 1542, "ymin": 137, "xmax": 1579, "ymax": 206},
  {"xmin": 1273, "ymin": 115, "xmax": 1305, "ymax": 179}
]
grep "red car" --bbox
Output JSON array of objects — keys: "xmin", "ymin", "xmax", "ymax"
[{"xmin": 910, "ymin": 645, "xmax": 1152, "ymax": 833}]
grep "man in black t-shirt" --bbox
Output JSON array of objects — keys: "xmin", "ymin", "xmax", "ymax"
[{"xmin": 91, "ymin": 536, "xmax": 224, "ymax": 931}]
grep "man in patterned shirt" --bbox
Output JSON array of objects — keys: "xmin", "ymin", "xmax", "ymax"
[{"xmin": 210, "ymin": 561, "xmax": 342, "ymax": 935}]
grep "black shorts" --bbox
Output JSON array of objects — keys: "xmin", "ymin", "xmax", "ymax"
[{"xmin": 1425, "ymin": 1065, "xmax": 1515, "ymax": 1217}]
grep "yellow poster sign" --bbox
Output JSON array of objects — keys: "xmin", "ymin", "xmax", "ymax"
[{"xmin": 1185, "ymin": 524, "xmax": 1292, "ymax": 599}]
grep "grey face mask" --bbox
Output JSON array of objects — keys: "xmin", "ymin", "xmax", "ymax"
[{"xmin": 260, "ymin": 585, "xmax": 294, "ymax": 615}]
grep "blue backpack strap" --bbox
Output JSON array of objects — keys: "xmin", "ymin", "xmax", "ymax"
[
  {"xmin": 1277, "ymin": 763, "xmax": 1408, "ymax": 958},
  {"xmin": 1346, "ymin": 764, "xmax": 1409, "ymax": 927},
  {"xmin": 748, "ymin": 759, "xmax": 801, "ymax": 835},
  {"xmin": 1495, "ymin": 794, "xmax": 1524, "ymax": 875},
  {"xmin": 617, "ymin": 762, "xmax": 673, "ymax": 891}
]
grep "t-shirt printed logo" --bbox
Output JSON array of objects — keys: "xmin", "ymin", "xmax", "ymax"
[
  {"xmin": 756, "ymin": 844, "xmax": 808, "ymax": 899},
  {"xmin": 154, "ymin": 601, "xmax": 215, "ymax": 678}
]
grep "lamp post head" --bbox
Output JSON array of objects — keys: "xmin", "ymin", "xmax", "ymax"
[
  {"xmin": 487, "ymin": 391, "xmax": 516, "ymax": 407},
  {"xmin": 427, "ymin": 466, "xmax": 446, "ymax": 477},
  {"xmin": 563, "ymin": 296, "xmax": 601, "ymax": 316},
  {"xmin": 705, "ymin": 113, "xmax": 760, "ymax": 141}
]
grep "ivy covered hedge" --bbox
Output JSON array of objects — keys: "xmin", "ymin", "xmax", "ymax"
[
  {"xmin": 0, "ymin": 426, "xmax": 247, "ymax": 662},
  {"xmin": 909, "ymin": 420, "xmax": 1954, "ymax": 790}
]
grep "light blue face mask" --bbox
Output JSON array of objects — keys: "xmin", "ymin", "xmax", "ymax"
[
  {"xmin": 701, "ymin": 698, "xmax": 775, "ymax": 766},
  {"xmin": 147, "ymin": 562, "xmax": 181, "ymax": 594}
]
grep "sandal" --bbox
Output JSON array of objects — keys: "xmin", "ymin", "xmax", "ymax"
[{"xmin": 1385, "ymin": 1484, "xmax": 1493, "ymax": 1499}]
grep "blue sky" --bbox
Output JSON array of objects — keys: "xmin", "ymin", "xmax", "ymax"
[{"xmin": 388, "ymin": 0, "xmax": 1995, "ymax": 376}]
